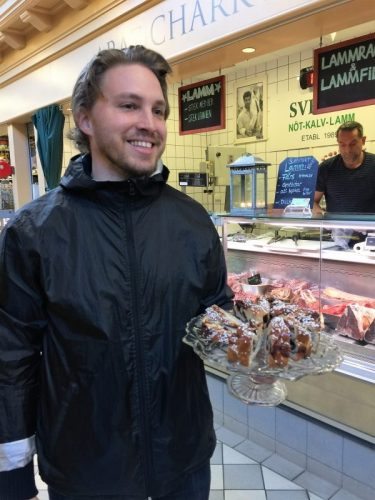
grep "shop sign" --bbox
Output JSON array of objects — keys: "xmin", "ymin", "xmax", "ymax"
[
  {"xmin": 178, "ymin": 76, "xmax": 225, "ymax": 134},
  {"xmin": 268, "ymin": 87, "xmax": 374, "ymax": 151},
  {"xmin": 145, "ymin": 0, "xmax": 320, "ymax": 54},
  {"xmin": 313, "ymin": 33, "xmax": 375, "ymax": 114},
  {"xmin": 99, "ymin": 0, "xmax": 328, "ymax": 59}
]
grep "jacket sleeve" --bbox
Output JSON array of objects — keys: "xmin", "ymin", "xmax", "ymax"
[
  {"xmin": 200, "ymin": 222, "xmax": 234, "ymax": 312},
  {"xmin": 0, "ymin": 219, "xmax": 47, "ymax": 498}
]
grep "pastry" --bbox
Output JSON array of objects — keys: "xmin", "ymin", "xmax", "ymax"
[{"xmin": 267, "ymin": 316, "xmax": 291, "ymax": 367}]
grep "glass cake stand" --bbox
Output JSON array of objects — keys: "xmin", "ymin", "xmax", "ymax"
[{"xmin": 183, "ymin": 314, "xmax": 343, "ymax": 406}]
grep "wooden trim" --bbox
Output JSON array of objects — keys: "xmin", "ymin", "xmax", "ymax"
[{"xmin": 0, "ymin": 0, "xmax": 163, "ymax": 88}]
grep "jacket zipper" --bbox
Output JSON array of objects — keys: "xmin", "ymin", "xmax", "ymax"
[{"xmin": 124, "ymin": 181, "xmax": 153, "ymax": 492}]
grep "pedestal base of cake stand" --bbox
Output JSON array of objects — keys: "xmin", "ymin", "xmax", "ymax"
[{"xmin": 227, "ymin": 372, "xmax": 287, "ymax": 406}]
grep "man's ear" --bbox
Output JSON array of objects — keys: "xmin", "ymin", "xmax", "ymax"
[{"xmin": 76, "ymin": 109, "xmax": 92, "ymax": 136}]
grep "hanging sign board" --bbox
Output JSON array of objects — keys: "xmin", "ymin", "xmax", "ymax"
[
  {"xmin": 273, "ymin": 156, "xmax": 319, "ymax": 209},
  {"xmin": 178, "ymin": 76, "xmax": 225, "ymax": 135},
  {"xmin": 178, "ymin": 172, "xmax": 208, "ymax": 187},
  {"xmin": 313, "ymin": 33, "xmax": 375, "ymax": 114}
]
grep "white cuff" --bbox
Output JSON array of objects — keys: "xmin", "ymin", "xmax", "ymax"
[{"xmin": 0, "ymin": 436, "xmax": 36, "ymax": 471}]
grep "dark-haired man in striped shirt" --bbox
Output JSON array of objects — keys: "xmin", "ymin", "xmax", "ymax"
[{"xmin": 314, "ymin": 121, "xmax": 375, "ymax": 215}]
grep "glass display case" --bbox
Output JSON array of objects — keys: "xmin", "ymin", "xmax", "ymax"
[{"xmin": 213, "ymin": 211, "xmax": 375, "ymax": 440}]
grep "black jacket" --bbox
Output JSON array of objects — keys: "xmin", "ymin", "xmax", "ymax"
[{"xmin": 0, "ymin": 155, "xmax": 233, "ymax": 498}]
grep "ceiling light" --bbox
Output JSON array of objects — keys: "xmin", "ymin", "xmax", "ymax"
[{"xmin": 242, "ymin": 47, "xmax": 255, "ymax": 54}]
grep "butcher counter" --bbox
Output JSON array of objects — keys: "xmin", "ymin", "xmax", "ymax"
[{"xmin": 209, "ymin": 212, "xmax": 375, "ymax": 442}]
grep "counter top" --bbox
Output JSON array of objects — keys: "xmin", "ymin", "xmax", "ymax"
[{"xmin": 226, "ymin": 238, "xmax": 375, "ymax": 265}]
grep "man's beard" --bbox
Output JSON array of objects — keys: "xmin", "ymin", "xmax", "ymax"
[{"xmin": 100, "ymin": 139, "xmax": 162, "ymax": 179}]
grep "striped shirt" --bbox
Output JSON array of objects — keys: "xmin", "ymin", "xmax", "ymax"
[{"xmin": 316, "ymin": 152, "xmax": 375, "ymax": 213}]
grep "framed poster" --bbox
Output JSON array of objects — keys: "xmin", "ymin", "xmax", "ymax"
[
  {"xmin": 235, "ymin": 75, "xmax": 267, "ymax": 144},
  {"xmin": 178, "ymin": 76, "xmax": 225, "ymax": 135},
  {"xmin": 313, "ymin": 33, "xmax": 375, "ymax": 114}
]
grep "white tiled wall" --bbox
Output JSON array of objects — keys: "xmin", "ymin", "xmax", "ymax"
[{"xmin": 162, "ymin": 53, "xmax": 298, "ymax": 210}]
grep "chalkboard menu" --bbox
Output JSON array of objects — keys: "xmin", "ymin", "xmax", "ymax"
[
  {"xmin": 313, "ymin": 33, "xmax": 375, "ymax": 114},
  {"xmin": 273, "ymin": 156, "xmax": 318, "ymax": 209},
  {"xmin": 178, "ymin": 76, "xmax": 225, "ymax": 135},
  {"xmin": 178, "ymin": 172, "xmax": 207, "ymax": 187}
]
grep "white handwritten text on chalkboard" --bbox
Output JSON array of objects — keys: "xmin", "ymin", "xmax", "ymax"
[
  {"xmin": 274, "ymin": 156, "xmax": 319, "ymax": 208},
  {"xmin": 179, "ymin": 76, "xmax": 225, "ymax": 135},
  {"xmin": 314, "ymin": 33, "xmax": 375, "ymax": 113}
]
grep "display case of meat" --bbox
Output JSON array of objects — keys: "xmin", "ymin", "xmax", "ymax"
[{"xmin": 213, "ymin": 212, "xmax": 375, "ymax": 439}]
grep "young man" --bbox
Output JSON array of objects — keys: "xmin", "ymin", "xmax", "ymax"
[
  {"xmin": 0, "ymin": 46, "xmax": 233, "ymax": 500},
  {"xmin": 314, "ymin": 121, "xmax": 375, "ymax": 214}
]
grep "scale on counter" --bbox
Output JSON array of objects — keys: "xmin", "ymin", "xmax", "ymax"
[
  {"xmin": 353, "ymin": 232, "xmax": 375, "ymax": 255},
  {"xmin": 364, "ymin": 233, "xmax": 375, "ymax": 251},
  {"xmin": 283, "ymin": 198, "xmax": 312, "ymax": 218}
]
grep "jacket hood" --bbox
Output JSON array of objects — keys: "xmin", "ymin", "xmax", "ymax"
[{"xmin": 60, "ymin": 154, "xmax": 169, "ymax": 195}]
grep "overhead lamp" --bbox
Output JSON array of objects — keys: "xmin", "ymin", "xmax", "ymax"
[{"xmin": 242, "ymin": 47, "xmax": 255, "ymax": 54}]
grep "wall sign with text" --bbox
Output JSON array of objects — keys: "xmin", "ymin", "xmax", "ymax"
[
  {"xmin": 313, "ymin": 33, "xmax": 375, "ymax": 114},
  {"xmin": 178, "ymin": 76, "xmax": 225, "ymax": 135},
  {"xmin": 273, "ymin": 156, "xmax": 319, "ymax": 209}
]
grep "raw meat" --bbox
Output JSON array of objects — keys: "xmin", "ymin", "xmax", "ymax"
[{"xmin": 336, "ymin": 304, "xmax": 375, "ymax": 341}]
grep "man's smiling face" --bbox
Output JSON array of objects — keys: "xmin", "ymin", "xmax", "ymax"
[{"xmin": 78, "ymin": 63, "xmax": 167, "ymax": 181}]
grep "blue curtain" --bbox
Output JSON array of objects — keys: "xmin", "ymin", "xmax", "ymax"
[{"xmin": 32, "ymin": 104, "xmax": 65, "ymax": 191}]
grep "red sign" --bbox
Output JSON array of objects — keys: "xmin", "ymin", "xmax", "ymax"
[{"xmin": 0, "ymin": 159, "xmax": 12, "ymax": 178}]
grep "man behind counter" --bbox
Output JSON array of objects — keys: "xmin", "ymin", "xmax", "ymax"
[{"xmin": 314, "ymin": 121, "xmax": 375, "ymax": 214}]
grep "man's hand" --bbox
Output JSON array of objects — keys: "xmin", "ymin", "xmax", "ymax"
[{"xmin": 312, "ymin": 203, "xmax": 324, "ymax": 215}]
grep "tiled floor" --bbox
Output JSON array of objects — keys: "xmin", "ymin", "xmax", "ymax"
[{"xmin": 33, "ymin": 426, "xmax": 363, "ymax": 500}]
